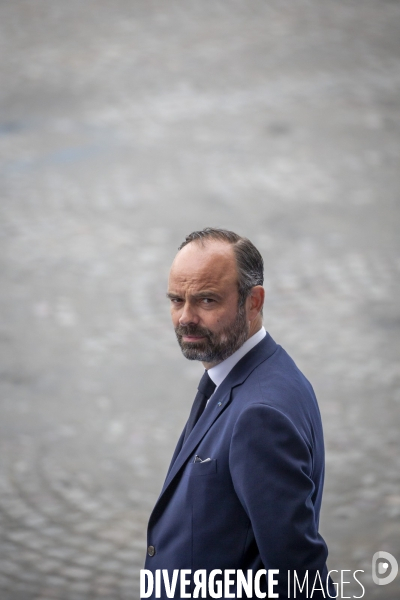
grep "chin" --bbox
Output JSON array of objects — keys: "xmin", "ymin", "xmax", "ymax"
[
  {"xmin": 180, "ymin": 341, "xmax": 207, "ymax": 360},
  {"xmin": 181, "ymin": 350, "xmax": 209, "ymax": 361}
]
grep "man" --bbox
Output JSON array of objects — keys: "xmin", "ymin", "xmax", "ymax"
[{"xmin": 144, "ymin": 228, "xmax": 334, "ymax": 598}]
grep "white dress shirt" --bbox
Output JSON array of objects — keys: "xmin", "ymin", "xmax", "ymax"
[{"xmin": 207, "ymin": 326, "xmax": 266, "ymax": 393}]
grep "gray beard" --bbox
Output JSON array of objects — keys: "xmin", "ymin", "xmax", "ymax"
[{"xmin": 175, "ymin": 304, "xmax": 249, "ymax": 364}]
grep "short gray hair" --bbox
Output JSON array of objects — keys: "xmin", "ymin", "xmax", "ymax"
[{"xmin": 178, "ymin": 227, "xmax": 264, "ymax": 307}]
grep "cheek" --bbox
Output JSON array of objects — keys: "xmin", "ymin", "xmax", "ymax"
[
  {"xmin": 218, "ymin": 308, "xmax": 237, "ymax": 325},
  {"xmin": 207, "ymin": 311, "xmax": 231, "ymax": 329}
]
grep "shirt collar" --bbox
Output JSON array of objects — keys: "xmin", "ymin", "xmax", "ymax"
[{"xmin": 207, "ymin": 326, "xmax": 266, "ymax": 389}]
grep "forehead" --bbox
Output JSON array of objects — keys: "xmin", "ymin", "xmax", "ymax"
[{"xmin": 169, "ymin": 240, "xmax": 238, "ymax": 291}]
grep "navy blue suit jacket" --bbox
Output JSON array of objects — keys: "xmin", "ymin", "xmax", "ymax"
[{"xmin": 145, "ymin": 333, "xmax": 332, "ymax": 598}]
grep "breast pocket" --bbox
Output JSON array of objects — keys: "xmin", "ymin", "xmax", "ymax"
[{"xmin": 189, "ymin": 459, "xmax": 217, "ymax": 476}]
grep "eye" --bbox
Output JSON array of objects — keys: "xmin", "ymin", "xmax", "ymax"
[{"xmin": 201, "ymin": 298, "xmax": 215, "ymax": 304}]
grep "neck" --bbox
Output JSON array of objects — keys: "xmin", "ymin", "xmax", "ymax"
[{"xmin": 248, "ymin": 316, "xmax": 263, "ymax": 339}]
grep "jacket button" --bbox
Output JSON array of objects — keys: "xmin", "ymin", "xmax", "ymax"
[{"xmin": 147, "ymin": 545, "xmax": 155, "ymax": 557}]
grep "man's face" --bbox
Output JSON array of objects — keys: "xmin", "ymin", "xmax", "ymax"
[{"xmin": 167, "ymin": 240, "xmax": 249, "ymax": 367}]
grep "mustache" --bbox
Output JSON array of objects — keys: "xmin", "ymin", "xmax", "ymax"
[{"xmin": 175, "ymin": 324, "xmax": 212, "ymax": 339}]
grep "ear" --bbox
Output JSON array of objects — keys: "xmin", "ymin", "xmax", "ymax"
[{"xmin": 247, "ymin": 286, "xmax": 265, "ymax": 321}]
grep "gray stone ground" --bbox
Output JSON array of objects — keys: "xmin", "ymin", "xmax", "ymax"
[{"xmin": 0, "ymin": 1, "xmax": 399, "ymax": 598}]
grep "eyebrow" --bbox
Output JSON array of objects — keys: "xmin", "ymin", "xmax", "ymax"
[{"xmin": 166, "ymin": 291, "xmax": 222, "ymax": 300}]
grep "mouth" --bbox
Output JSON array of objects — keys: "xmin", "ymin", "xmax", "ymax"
[{"xmin": 181, "ymin": 335, "xmax": 206, "ymax": 343}]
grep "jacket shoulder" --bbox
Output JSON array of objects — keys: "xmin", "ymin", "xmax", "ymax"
[{"xmin": 234, "ymin": 344, "xmax": 323, "ymax": 447}]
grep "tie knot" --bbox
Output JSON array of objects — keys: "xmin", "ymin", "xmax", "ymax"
[{"xmin": 198, "ymin": 370, "xmax": 216, "ymax": 400}]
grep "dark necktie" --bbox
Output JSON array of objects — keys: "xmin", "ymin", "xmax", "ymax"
[{"xmin": 183, "ymin": 370, "xmax": 216, "ymax": 443}]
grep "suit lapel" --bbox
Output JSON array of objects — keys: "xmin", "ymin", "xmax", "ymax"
[
  {"xmin": 161, "ymin": 384, "xmax": 232, "ymax": 493},
  {"xmin": 150, "ymin": 333, "xmax": 278, "ymax": 520},
  {"xmin": 165, "ymin": 426, "xmax": 186, "ymax": 477}
]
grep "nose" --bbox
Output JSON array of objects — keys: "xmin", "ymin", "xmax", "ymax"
[{"xmin": 178, "ymin": 301, "xmax": 199, "ymax": 326}]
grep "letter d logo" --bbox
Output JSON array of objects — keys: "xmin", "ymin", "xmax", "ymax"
[{"xmin": 372, "ymin": 551, "xmax": 398, "ymax": 586}]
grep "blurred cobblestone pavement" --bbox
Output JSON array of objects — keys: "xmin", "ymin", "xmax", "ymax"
[{"xmin": 1, "ymin": 1, "xmax": 400, "ymax": 598}]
